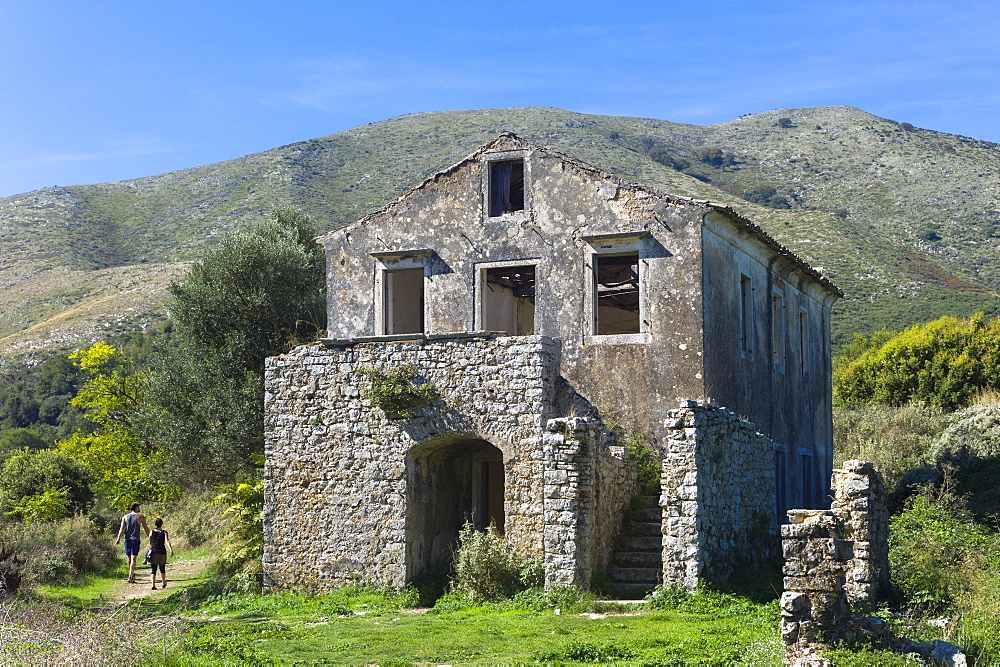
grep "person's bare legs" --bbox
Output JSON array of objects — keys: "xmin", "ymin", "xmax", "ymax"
[{"xmin": 127, "ymin": 554, "xmax": 137, "ymax": 582}]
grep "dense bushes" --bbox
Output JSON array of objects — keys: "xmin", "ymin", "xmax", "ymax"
[
  {"xmin": 835, "ymin": 313, "xmax": 1000, "ymax": 410},
  {"xmin": 0, "ymin": 516, "xmax": 118, "ymax": 591},
  {"xmin": 888, "ymin": 492, "xmax": 1000, "ymax": 660},
  {"xmin": 929, "ymin": 403, "xmax": 1000, "ymax": 465},
  {"xmin": 834, "ymin": 402, "xmax": 947, "ymax": 491},
  {"xmin": 0, "ymin": 448, "xmax": 95, "ymax": 519}
]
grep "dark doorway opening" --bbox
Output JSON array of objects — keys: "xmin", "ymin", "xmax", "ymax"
[
  {"xmin": 384, "ymin": 267, "xmax": 424, "ymax": 334},
  {"xmin": 405, "ymin": 436, "xmax": 505, "ymax": 579}
]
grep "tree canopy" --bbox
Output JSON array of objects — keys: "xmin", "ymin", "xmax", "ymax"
[{"xmin": 146, "ymin": 206, "xmax": 326, "ymax": 484}]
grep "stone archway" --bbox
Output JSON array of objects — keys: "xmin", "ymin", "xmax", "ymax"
[{"xmin": 405, "ymin": 435, "xmax": 505, "ymax": 579}]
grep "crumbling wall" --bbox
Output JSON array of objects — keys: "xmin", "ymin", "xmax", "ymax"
[
  {"xmin": 781, "ymin": 460, "xmax": 888, "ymax": 657},
  {"xmin": 264, "ymin": 335, "xmax": 559, "ymax": 591},
  {"xmin": 831, "ymin": 461, "xmax": 889, "ymax": 605},
  {"xmin": 780, "ymin": 461, "xmax": 963, "ymax": 665},
  {"xmin": 660, "ymin": 401, "xmax": 776, "ymax": 589},
  {"xmin": 264, "ymin": 333, "xmax": 634, "ymax": 592}
]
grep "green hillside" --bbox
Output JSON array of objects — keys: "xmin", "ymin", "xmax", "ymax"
[{"xmin": 2, "ymin": 105, "xmax": 999, "ymax": 363}]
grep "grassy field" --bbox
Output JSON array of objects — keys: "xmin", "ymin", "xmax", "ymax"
[{"xmin": 6, "ymin": 568, "xmax": 923, "ymax": 665}]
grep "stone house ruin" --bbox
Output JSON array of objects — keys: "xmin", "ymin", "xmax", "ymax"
[{"xmin": 263, "ymin": 133, "xmax": 842, "ymax": 592}]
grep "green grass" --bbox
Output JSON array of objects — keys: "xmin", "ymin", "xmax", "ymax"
[
  {"xmin": 35, "ymin": 544, "xmax": 215, "ymax": 610},
  {"xmin": 34, "ymin": 562, "xmax": 129, "ymax": 606},
  {"xmin": 171, "ymin": 586, "xmax": 784, "ymax": 665},
  {"xmin": 15, "ymin": 572, "xmax": 956, "ymax": 665}
]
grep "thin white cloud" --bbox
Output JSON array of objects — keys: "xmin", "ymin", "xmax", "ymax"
[{"xmin": 28, "ymin": 139, "xmax": 173, "ymax": 167}]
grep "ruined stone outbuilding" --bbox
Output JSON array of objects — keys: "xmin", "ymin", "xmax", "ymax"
[{"xmin": 263, "ymin": 133, "xmax": 842, "ymax": 592}]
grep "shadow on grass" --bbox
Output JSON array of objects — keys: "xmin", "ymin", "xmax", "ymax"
[
  {"xmin": 409, "ymin": 568, "xmax": 449, "ymax": 607},
  {"xmin": 701, "ymin": 562, "xmax": 783, "ymax": 604}
]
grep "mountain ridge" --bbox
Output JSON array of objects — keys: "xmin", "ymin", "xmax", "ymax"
[{"xmin": 3, "ymin": 105, "xmax": 999, "ymax": 364}]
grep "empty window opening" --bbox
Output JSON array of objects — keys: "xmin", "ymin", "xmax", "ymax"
[
  {"xmin": 482, "ymin": 265, "xmax": 535, "ymax": 335},
  {"xmin": 384, "ymin": 267, "xmax": 424, "ymax": 335},
  {"xmin": 772, "ymin": 291, "xmax": 785, "ymax": 367},
  {"xmin": 740, "ymin": 274, "xmax": 753, "ymax": 356},
  {"xmin": 799, "ymin": 309, "xmax": 809, "ymax": 377},
  {"xmin": 488, "ymin": 159, "xmax": 525, "ymax": 217},
  {"xmin": 595, "ymin": 252, "xmax": 640, "ymax": 335}
]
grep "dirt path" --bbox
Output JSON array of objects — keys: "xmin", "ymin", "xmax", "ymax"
[{"xmin": 108, "ymin": 555, "xmax": 213, "ymax": 604}]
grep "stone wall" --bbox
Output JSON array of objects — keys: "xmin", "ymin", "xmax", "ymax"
[
  {"xmin": 778, "ymin": 461, "xmax": 964, "ymax": 665},
  {"xmin": 780, "ymin": 460, "xmax": 889, "ymax": 655},
  {"xmin": 831, "ymin": 461, "xmax": 888, "ymax": 605},
  {"xmin": 264, "ymin": 334, "xmax": 634, "ymax": 592},
  {"xmin": 660, "ymin": 402, "xmax": 777, "ymax": 589}
]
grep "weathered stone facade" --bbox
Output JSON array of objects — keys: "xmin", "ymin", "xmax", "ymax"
[
  {"xmin": 264, "ymin": 133, "xmax": 842, "ymax": 592},
  {"xmin": 264, "ymin": 334, "xmax": 635, "ymax": 590},
  {"xmin": 660, "ymin": 403, "xmax": 777, "ymax": 589}
]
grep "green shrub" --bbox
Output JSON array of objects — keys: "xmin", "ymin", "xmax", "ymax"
[
  {"xmin": 450, "ymin": 522, "xmax": 538, "ymax": 601},
  {"xmin": 4, "ymin": 487, "xmax": 72, "ymax": 521},
  {"xmin": 888, "ymin": 494, "xmax": 1000, "ymax": 611},
  {"xmin": 0, "ymin": 515, "xmax": 119, "ymax": 591},
  {"xmin": 833, "ymin": 403, "xmax": 947, "ymax": 491},
  {"xmin": 0, "ymin": 448, "xmax": 95, "ymax": 518},
  {"xmin": 834, "ymin": 313, "xmax": 1000, "ymax": 410},
  {"xmin": 645, "ymin": 584, "xmax": 690, "ymax": 610},
  {"xmin": 354, "ymin": 365, "xmax": 440, "ymax": 417},
  {"xmin": 622, "ymin": 429, "xmax": 660, "ymax": 495},
  {"xmin": 212, "ymin": 478, "xmax": 264, "ymax": 593}
]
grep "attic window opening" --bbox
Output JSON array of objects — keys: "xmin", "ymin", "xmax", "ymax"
[
  {"xmin": 595, "ymin": 252, "xmax": 640, "ymax": 335},
  {"xmin": 482, "ymin": 265, "xmax": 535, "ymax": 336},
  {"xmin": 489, "ymin": 159, "xmax": 525, "ymax": 217}
]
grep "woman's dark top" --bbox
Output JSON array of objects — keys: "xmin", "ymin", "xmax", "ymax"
[{"xmin": 150, "ymin": 529, "xmax": 168, "ymax": 555}]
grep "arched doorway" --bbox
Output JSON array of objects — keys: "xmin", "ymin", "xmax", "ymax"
[{"xmin": 405, "ymin": 435, "xmax": 505, "ymax": 578}]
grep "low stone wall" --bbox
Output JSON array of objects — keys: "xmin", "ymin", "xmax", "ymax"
[{"xmin": 660, "ymin": 402, "xmax": 776, "ymax": 589}]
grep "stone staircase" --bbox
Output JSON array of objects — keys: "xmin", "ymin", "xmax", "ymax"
[{"xmin": 607, "ymin": 495, "xmax": 663, "ymax": 597}]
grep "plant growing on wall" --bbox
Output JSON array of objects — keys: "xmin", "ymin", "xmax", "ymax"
[{"xmin": 354, "ymin": 365, "xmax": 440, "ymax": 418}]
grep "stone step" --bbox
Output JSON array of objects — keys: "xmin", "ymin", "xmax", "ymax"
[
  {"xmin": 619, "ymin": 521, "xmax": 661, "ymax": 537},
  {"xmin": 608, "ymin": 582, "xmax": 658, "ymax": 599},
  {"xmin": 613, "ymin": 551, "xmax": 662, "ymax": 567},
  {"xmin": 618, "ymin": 535, "xmax": 662, "ymax": 550},
  {"xmin": 609, "ymin": 566, "xmax": 661, "ymax": 584},
  {"xmin": 634, "ymin": 506, "xmax": 662, "ymax": 522}
]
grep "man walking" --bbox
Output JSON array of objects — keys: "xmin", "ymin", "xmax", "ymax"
[{"xmin": 114, "ymin": 502, "xmax": 149, "ymax": 583}]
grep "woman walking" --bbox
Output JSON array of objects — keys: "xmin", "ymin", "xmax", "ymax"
[{"xmin": 148, "ymin": 518, "xmax": 174, "ymax": 590}]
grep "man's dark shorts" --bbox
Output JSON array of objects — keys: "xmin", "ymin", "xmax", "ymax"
[{"xmin": 124, "ymin": 538, "xmax": 140, "ymax": 557}]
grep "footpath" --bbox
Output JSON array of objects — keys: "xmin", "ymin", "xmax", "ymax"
[{"xmin": 106, "ymin": 555, "xmax": 213, "ymax": 605}]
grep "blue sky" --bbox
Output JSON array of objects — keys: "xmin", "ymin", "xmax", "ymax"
[{"xmin": 2, "ymin": 0, "xmax": 999, "ymax": 198}]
